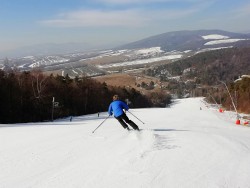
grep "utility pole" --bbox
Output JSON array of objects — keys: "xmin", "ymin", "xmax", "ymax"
[
  {"xmin": 52, "ymin": 97, "xmax": 55, "ymax": 122},
  {"xmin": 51, "ymin": 97, "xmax": 59, "ymax": 122}
]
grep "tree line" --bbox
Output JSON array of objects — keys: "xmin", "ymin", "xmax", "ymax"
[
  {"xmin": 0, "ymin": 69, "xmax": 172, "ymax": 124},
  {"xmin": 208, "ymin": 76, "xmax": 250, "ymax": 114},
  {"xmin": 0, "ymin": 70, "xmax": 136, "ymax": 123},
  {"xmin": 143, "ymin": 47, "xmax": 250, "ymax": 113}
]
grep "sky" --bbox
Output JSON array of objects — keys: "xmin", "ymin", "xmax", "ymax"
[
  {"xmin": 1, "ymin": 98, "xmax": 250, "ymax": 187},
  {"xmin": 0, "ymin": 0, "xmax": 250, "ymax": 53}
]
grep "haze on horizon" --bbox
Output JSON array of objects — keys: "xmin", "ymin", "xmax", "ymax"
[{"xmin": 0, "ymin": 0, "xmax": 250, "ymax": 57}]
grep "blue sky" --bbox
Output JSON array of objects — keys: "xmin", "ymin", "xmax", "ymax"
[{"xmin": 0, "ymin": 0, "xmax": 250, "ymax": 52}]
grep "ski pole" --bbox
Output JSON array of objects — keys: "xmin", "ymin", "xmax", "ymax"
[
  {"xmin": 127, "ymin": 111, "xmax": 145, "ymax": 124},
  {"xmin": 92, "ymin": 115, "xmax": 110, "ymax": 133}
]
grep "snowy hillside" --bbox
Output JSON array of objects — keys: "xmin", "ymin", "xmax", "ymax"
[
  {"xmin": 1, "ymin": 98, "xmax": 250, "ymax": 188},
  {"xmin": 2, "ymin": 30, "xmax": 250, "ymax": 78}
]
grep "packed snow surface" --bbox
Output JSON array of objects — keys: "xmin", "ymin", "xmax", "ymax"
[
  {"xmin": 202, "ymin": 34, "xmax": 229, "ymax": 40},
  {"xmin": 1, "ymin": 98, "xmax": 250, "ymax": 188},
  {"xmin": 97, "ymin": 54, "xmax": 182, "ymax": 68},
  {"xmin": 134, "ymin": 47, "xmax": 163, "ymax": 56},
  {"xmin": 195, "ymin": 46, "xmax": 233, "ymax": 54},
  {"xmin": 204, "ymin": 39, "xmax": 247, "ymax": 45}
]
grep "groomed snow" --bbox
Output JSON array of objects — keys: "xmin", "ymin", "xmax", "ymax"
[
  {"xmin": 1, "ymin": 98, "xmax": 250, "ymax": 188},
  {"xmin": 97, "ymin": 54, "xmax": 182, "ymax": 68},
  {"xmin": 204, "ymin": 39, "xmax": 247, "ymax": 45},
  {"xmin": 195, "ymin": 46, "xmax": 233, "ymax": 54},
  {"xmin": 202, "ymin": 34, "xmax": 229, "ymax": 40},
  {"xmin": 134, "ymin": 47, "xmax": 163, "ymax": 55}
]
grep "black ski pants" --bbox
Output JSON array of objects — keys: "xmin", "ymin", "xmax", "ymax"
[{"xmin": 115, "ymin": 113, "xmax": 139, "ymax": 130}]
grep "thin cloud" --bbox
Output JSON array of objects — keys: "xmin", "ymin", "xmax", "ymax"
[
  {"xmin": 40, "ymin": 5, "xmax": 201, "ymax": 28},
  {"xmin": 92, "ymin": 0, "xmax": 208, "ymax": 4},
  {"xmin": 40, "ymin": 9, "xmax": 149, "ymax": 27},
  {"xmin": 39, "ymin": 0, "xmax": 212, "ymax": 28},
  {"xmin": 203, "ymin": 3, "xmax": 250, "ymax": 28},
  {"xmin": 233, "ymin": 3, "xmax": 250, "ymax": 18}
]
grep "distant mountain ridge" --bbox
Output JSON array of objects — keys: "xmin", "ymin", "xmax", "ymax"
[
  {"xmin": 2, "ymin": 29, "xmax": 250, "ymax": 59},
  {"xmin": 0, "ymin": 42, "xmax": 105, "ymax": 59},
  {"xmin": 116, "ymin": 29, "xmax": 250, "ymax": 51},
  {"xmin": 1, "ymin": 29, "xmax": 250, "ymax": 78}
]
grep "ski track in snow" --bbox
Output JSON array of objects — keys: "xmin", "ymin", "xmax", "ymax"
[{"xmin": 1, "ymin": 98, "xmax": 250, "ymax": 188}]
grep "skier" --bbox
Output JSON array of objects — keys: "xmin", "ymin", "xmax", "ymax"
[{"xmin": 108, "ymin": 95, "xmax": 139, "ymax": 131}]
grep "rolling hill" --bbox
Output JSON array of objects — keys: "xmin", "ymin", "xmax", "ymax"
[
  {"xmin": 116, "ymin": 29, "xmax": 250, "ymax": 51},
  {"xmin": 1, "ymin": 29, "xmax": 250, "ymax": 78}
]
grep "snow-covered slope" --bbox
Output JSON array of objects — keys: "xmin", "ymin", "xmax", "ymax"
[{"xmin": 1, "ymin": 98, "xmax": 250, "ymax": 188}]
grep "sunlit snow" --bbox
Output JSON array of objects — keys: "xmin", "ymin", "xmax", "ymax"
[
  {"xmin": 134, "ymin": 47, "xmax": 163, "ymax": 56},
  {"xmin": 195, "ymin": 46, "xmax": 233, "ymax": 54},
  {"xmin": 204, "ymin": 39, "xmax": 247, "ymax": 45},
  {"xmin": 1, "ymin": 98, "xmax": 250, "ymax": 188},
  {"xmin": 202, "ymin": 34, "xmax": 229, "ymax": 40},
  {"xmin": 28, "ymin": 56, "xmax": 69, "ymax": 68},
  {"xmin": 97, "ymin": 54, "xmax": 182, "ymax": 68}
]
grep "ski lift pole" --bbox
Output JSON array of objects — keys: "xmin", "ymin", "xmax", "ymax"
[
  {"xmin": 219, "ymin": 80, "xmax": 238, "ymax": 114},
  {"xmin": 127, "ymin": 111, "xmax": 145, "ymax": 124},
  {"xmin": 219, "ymin": 80, "xmax": 241, "ymax": 123},
  {"xmin": 207, "ymin": 92, "xmax": 219, "ymax": 106},
  {"xmin": 92, "ymin": 115, "xmax": 110, "ymax": 133}
]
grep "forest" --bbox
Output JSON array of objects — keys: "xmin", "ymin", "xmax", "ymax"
[
  {"xmin": 143, "ymin": 47, "xmax": 250, "ymax": 114},
  {"xmin": 1, "ymin": 47, "xmax": 249, "ymax": 123},
  {"xmin": 0, "ymin": 69, "xmax": 171, "ymax": 124}
]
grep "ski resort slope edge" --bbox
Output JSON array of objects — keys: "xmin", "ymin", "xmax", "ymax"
[{"xmin": 1, "ymin": 98, "xmax": 250, "ymax": 188}]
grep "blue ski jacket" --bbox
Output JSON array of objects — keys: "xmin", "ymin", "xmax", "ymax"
[{"xmin": 108, "ymin": 100, "xmax": 129, "ymax": 117}]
